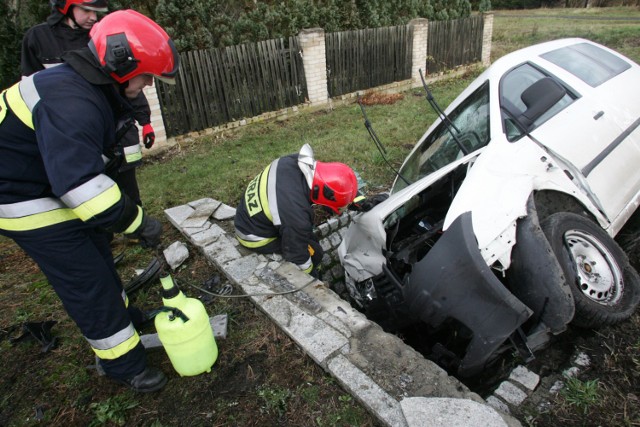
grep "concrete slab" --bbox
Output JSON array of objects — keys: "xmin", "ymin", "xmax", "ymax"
[
  {"xmin": 163, "ymin": 241, "xmax": 189, "ymax": 270},
  {"xmin": 164, "ymin": 204, "xmax": 194, "ymax": 227},
  {"xmin": 328, "ymin": 354, "xmax": 407, "ymax": 427},
  {"xmin": 259, "ymin": 295, "xmax": 350, "ymax": 365},
  {"xmin": 212, "ymin": 203, "xmax": 236, "ymax": 220},
  {"xmin": 400, "ymin": 397, "xmax": 508, "ymax": 427},
  {"xmin": 164, "ymin": 200, "xmax": 524, "ymax": 427}
]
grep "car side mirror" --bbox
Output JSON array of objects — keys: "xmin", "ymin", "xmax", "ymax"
[{"xmin": 517, "ymin": 77, "xmax": 566, "ymax": 130}]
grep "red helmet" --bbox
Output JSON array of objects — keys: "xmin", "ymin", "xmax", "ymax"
[
  {"xmin": 89, "ymin": 10, "xmax": 180, "ymax": 84},
  {"xmin": 53, "ymin": 0, "xmax": 108, "ymax": 15},
  {"xmin": 311, "ymin": 162, "xmax": 359, "ymax": 214}
]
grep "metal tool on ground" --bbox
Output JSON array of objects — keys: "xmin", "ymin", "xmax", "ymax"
[{"xmin": 152, "ymin": 246, "xmax": 218, "ymax": 376}]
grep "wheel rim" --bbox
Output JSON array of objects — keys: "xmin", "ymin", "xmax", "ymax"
[{"xmin": 563, "ymin": 229, "xmax": 624, "ymax": 305}]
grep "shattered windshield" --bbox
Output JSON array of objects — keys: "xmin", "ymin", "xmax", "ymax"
[{"xmin": 393, "ymin": 81, "xmax": 490, "ymax": 193}]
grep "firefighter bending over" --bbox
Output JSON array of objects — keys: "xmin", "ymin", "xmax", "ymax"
[{"xmin": 234, "ymin": 144, "xmax": 359, "ymax": 277}]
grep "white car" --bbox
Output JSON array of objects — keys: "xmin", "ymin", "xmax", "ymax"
[{"xmin": 338, "ymin": 38, "xmax": 640, "ymax": 377}]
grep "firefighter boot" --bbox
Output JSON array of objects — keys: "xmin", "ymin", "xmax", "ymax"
[{"xmin": 117, "ymin": 366, "xmax": 167, "ymax": 393}]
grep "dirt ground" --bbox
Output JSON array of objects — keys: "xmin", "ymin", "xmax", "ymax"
[
  {"xmin": 1, "ymin": 171, "xmax": 639, "ymax": 426},
  {"xmin": 0, "ymin": 226, "xmax": 377, "ymax": 426},
  {"xmin": 2, "ymin": 221, "xmax": 639, "ymax": 427}
]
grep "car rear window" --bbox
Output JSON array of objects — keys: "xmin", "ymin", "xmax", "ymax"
[{"xmin": 541, "ymin": 42, "xmax": 630, "ymax": 87}]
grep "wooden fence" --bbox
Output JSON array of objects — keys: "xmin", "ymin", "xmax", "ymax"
[
  {"xmin": 426, "ymin": 15, "xmax": 484, "ymax": 74},
  {"xmin": 325, "ymin": 25, "xmax": 413, "ymax": 97},
  {"xmin": 155, "ymin": 16, "xmax": 487, "ymax": 138},
  {"xmin": 157, "ymin": 37, "xmax": 307, "ymax": 137}
]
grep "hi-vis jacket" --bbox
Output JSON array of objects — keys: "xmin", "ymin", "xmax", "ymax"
[
  {"xmin": 234, "ymin": 154, "xmax": 317, "ymax": 272},
  {"xmin": 0, "ymin": 64, "xmax": 143, "ymax": 235}
]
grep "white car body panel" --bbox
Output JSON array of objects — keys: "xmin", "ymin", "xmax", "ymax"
[{"xmin": 340, "ymin": 37, "xmax": 640, "ymax": 282}]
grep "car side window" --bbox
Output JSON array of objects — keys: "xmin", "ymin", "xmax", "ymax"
[{"xmin": 500, "ymin": 63, "xmax": 576, "ymax": 141}]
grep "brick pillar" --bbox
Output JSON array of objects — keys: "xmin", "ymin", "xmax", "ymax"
[
  {"xmin": 140, "ymin": 84, "xmax": 167, "ymax": 152},
  {"xmin": 298, "ymin": 28, "xmax": 329, "ymax": 105},
  {"xmin": 409, "ymin": 18, "xmax": 429, "ymax": 89},
  {"xmin": 481, "ymin": 13, "xmax": 494, "ymax": 67}
]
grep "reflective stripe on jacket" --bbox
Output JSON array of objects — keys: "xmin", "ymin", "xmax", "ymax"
[
  {"xmin": 123, "ymin": 143, "xmax": 142, "ymax": 164},
  {"xmin": 234, "ymin": 154, "xmax": 316, "ymax": 270},
  {"xmin": 0, "ymin": 64, "xmax": 142, "ymax": 234},
  {"xmin": 0, "ymin": 75, "xmax": 39, "ymax": 129}
]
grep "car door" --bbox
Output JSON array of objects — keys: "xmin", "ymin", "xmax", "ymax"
[
  {"xmin": 499, "ymin": 45, "xmax": 640, "ymax": 222},
  {"xmin": 533, "ymin": 43, "xmax": 640, "ymax": 222}
]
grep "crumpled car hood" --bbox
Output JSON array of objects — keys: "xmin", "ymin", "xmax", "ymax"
[{"xmin": 339, "ymin": 135, "xmax": 602, "ymax": 282}]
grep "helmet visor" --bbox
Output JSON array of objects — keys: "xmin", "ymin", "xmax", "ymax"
[
  {"xmin": 78, "ymin": 5, "xmax": 108, "ymax": 12},
  {"xmin": 154, "ymin": 39, "xmax": 180, "ymax": 85},
  {"xmin": 77, "ymin": 0, "xmax": 108, "ymax": 12}
]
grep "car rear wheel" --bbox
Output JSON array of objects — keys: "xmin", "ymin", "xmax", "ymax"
[{"xmin": 541, "ymin": 212, "xmax": 640, "ymax": 328}]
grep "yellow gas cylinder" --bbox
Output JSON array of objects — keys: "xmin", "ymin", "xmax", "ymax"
[{"xmin": 155, "ymin": 275, "xmax": 218, "ymax": 376}]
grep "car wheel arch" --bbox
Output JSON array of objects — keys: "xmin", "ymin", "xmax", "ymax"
[
  {"xmin": 506, "ymin": 194, "xmax": 575, "ymax": 334},
  {"xmin": 533, "ymin": 189, "xmax": 598, "ymax": 225}
]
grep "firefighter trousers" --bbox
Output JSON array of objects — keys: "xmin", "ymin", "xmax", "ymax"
[{"xmin": 3, "ymin": 222, "xmax": 147, "ymax": 380}]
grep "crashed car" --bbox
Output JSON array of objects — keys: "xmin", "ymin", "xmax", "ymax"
[{"xmin": 338, "ymin": 38, "xmax": 640, "ymax": 377}]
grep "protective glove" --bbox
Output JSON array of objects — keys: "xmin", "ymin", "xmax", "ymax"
[
  {"xmin": 349, "ymin": 193, "xmax": 389, "ymax": 212},
  {"xmin": 142, "ymin": 124, "xmax": 155, "ymax": 149},
  {"xmin": 131, "ymin": 215, "xmax": 162, "ymax": 249}
]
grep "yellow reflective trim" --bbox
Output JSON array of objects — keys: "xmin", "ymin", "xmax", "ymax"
[
  {"xmin": 121, "ymin": 290, "xmax": 129, "ymax": 308},
  {"xmin": 123, "ymin": 145, "xmax": 142, "ymax": 163},
  {"xmin": 244, "ymin": 173, "xmax": 262, "ymax": 217},
  {"xmin": 91, "ymin": 332, "xmax": 140, "ymax": 360},
  {"xmin": 244, "ymin": 164, "xmax": 272, "ymax": 219},
  {"xmin": 72, "ymin": 183, "xmax": 121, "ymax": 221},
  {"xmin": 0, "ymin": 91, "xmax": 7, "ymax": 125},
  {"xmin": 124, "ymin": 206, "xmax": 144, "ymax": 234},
  {"xmin": 302, "ymin": 263, "xmax": 313, "ymax": 274},
  {"xmin": 0, "ymin": 208, "xmax": 78, "ymax": 231},
  {"xmin": 6, "ymin": 83, "xmax": 34, "ymax": 130},
  {"xmin": 235, "ymin": 235, "xmax": 277, "ymax": 249},
  {"xmin": 258, "ymin": 165, "xmax": 272, "ymax": 222},
  {"xmin": 125, "ymin": 151, "xmax": 142, "ymax": 163}
]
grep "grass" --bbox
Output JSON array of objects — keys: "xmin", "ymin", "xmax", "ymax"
[
  {"xmin": 88, "ymin": 394, "xmax": 139, "ymax": 427},
  {"xmin": 1, "ymin": 6, "xmax": 640, "ymax": 426},
  {"xmin": 491, "ymin": 6, "xmax": 640, "ymax": 62},
  {"xmin": 561, "ymin": 377, "xmax": 601, "ymax": 415},
  {"xmin": 137, "ymin": 70, "xmax": 480, "ymax": 217}
]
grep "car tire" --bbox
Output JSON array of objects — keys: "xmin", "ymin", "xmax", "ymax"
[{"xmin": 541, "ymin": 212, "xmax": 640, "ymax": 328}]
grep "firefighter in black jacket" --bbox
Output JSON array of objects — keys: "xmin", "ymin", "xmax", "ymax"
[
  {"xmin": 21, "ymin": 0, "xmax": 156, "ymax": 206},
  {"xmin": 235, "ymin": 144, "xmax": 359, "ymax": 276},
  {"xmin": 0, "ymin": 10, "xmax": 180, "ymax": 392}
]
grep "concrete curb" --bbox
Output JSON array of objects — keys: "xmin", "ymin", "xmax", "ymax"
[{"xmin": 165, "ymin": 198, "xmax": 522, "ymax": 427}]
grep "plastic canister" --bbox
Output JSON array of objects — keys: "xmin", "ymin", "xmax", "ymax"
[{"xmin": 155, "ymin": 275, "xmax": 218, "ymax": 376}]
